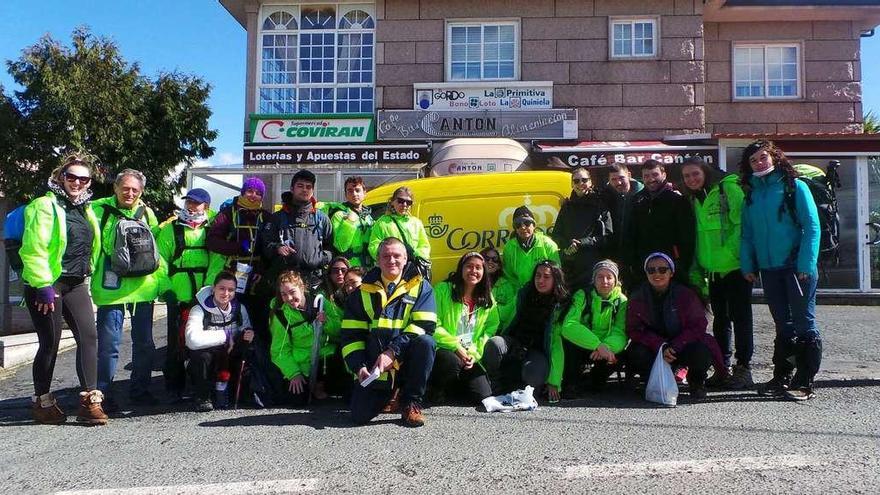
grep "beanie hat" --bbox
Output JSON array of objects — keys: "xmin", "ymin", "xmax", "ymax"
[
  {"xmin": 241, "ymin": 177, "xmax": 266, "ymax": 197},
  {"xmin": 644, "ymin": 252, "xmax": 675, "ymax": 273},
  {"xmin": 512, "ymin": 206, "xmax": 535, "ymax": 225},
  {"xmin": 592, "ymin": 259, "xmax": 619, "ymax": 283},
  {"xmin": 291, "ymin": 169, "xmax": 317, "ymax": 187}
]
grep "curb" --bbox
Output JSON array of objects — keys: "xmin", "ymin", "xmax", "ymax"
[{"xmin": 0, "ymin": 303, "xmax": 168, "ymax": 374}]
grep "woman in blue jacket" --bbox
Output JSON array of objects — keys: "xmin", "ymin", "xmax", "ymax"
[{"xmin": 739, "ymin": 140, "xmax": 821, "ymax": 401}]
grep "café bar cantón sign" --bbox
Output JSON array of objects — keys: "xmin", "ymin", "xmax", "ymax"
[
  {"xmin": 377, "ymin": 109, "xmax": 578, "ymax": 141},
  {"xmin": 413, "ymin": 81, "xmax": 553, "ymax": 111},
  {"xmin": 249, "ymin": 113, "xmax": 375, "ymax": 144}
]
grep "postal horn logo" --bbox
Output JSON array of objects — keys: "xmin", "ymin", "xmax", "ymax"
[{"xmin": 427, "ymin": 214, "xmax": 449, "ymax": 239}]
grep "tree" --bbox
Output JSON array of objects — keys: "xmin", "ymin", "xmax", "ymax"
[
  {"xmin": 865, "ymin": 110, "xmax": 879, "ymax": 134},
  {"xmin": 0, "ymin": 27, "xmax": 217, "ymax": 216}
]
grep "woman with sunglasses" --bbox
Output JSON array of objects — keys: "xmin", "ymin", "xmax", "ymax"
[
  {"xmin": 20, "ymin": 153, "xmax": 107, "ymax": 424},
  {"xmin": 480, "ymin": 247, "xmax": 517, "ymax": 330},
  {"xmin": 367, "ymin": 186, "xmax": 430, "ymax": 265},
  {"xmin": 483, "ymin": 260, "xmax": 569, "ymax": 397},
  {"xmin": 313, "ymin": 256, "xmax": 354, "ymax": 398},
  {"xmin": 626, "ymin": 253, "xmax": 727, "ymax": 401},
  {"xmin": 428, "ymin": 252, "xmax": 500, "ymax": 406}
]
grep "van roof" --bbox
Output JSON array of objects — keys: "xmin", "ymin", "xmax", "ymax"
[{"xmin": 366, "ymin": 170, "xmax": 572, "ymax": 201}]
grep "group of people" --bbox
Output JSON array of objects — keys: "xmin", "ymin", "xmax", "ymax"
[{"xmin": 17, "ymin": 138, "xmax": 822, "ymax": 428}]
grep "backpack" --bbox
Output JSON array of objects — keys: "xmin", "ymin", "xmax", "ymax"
[
  {"xmin": 785, "ymin": 163, "xmax": 841, "ymax": 267},
  {"xmin": 2, "ymin": 204, "xmax": 27, "ymax": 273},
  {"xmin": 168, "ymin": 222, "xmax": 209, "ymax": 299},
  {"xmin": 100, "ymin": 204, "xmax": 160, "ymax": 277}
]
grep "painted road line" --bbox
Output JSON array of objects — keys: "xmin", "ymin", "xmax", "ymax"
[
  {"xmin": 55, "ymin": 478, "xmax": 321, "ymax": 495},
  {"xmin": 564, "ymin": 455, "xmax": 820, "ymax": 479}
]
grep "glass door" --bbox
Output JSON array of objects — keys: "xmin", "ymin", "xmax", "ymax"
[{"xmin": 869, "ymin": 156, "xmax": 880, "ymax": 289}]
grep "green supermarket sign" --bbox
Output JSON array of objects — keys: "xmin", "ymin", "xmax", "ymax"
[{"xmin": 249, "ymin": 113, "xmax": 375, "ymax": 144}]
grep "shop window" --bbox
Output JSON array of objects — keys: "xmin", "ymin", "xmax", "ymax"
[
  {"xmin": 733, "ymin": 44, "xmax": 801, "ymax": 99},
  {"xmin": 257, "ymin": 5, "xmax": 375, "ymax": 115},
  {"xmin": 446, "ymin": 21, "xmax": 518, "ymax": 81},
  {"xmin": 610, "ymin": 18, "xmax": 657, "ymax": 58}
]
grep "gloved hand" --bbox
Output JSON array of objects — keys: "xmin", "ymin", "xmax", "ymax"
[{"xmin": 35, "ymin": 286, "xmax": 56, "ymax": 305}]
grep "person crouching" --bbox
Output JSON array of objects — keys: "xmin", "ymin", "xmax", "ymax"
[{"xmin": 185, "ymin": 271, "xmax": 254, "ymax": 412}]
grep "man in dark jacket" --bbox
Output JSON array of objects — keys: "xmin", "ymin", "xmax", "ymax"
[
  {"xmin": 552, "ymin": 167, "xmax": 612, "ymax": 291},
  {"xmin": 601, "ymin": 164, "xmax": 643, "ymax": 289},
  {"xmin": 261, "ymin": 170, "xmax": 333, "ymax": 291},
  {"xmin": 627, "ymin": 160, "xmax": 695, "ymax": 285}
]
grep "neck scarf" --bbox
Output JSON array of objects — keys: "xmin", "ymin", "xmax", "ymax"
[
  {"xmin": 177, "ymin": 208, "xmax": 208, "ymax": 227},
  {"xmin": 238, "ymin": 195, "xmax": 263, "ymax": 210},
  {"xmin": 753, "ymin": 166, "xmax": 775, "ymax": 178},
  {"xmin": 47, "ymin": 178, "xmax": 92, "ymax": 206}
]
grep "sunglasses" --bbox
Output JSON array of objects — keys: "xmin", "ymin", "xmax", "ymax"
[
  {"xmin": 330, "ymin": 266, "xmax": 348, "ymax": 274},
  {"xmin": 394, "ymin": 198, "xmax": 413, "ymax": 206},
  {"xmin": 64, "ymin": 172, "xmax": 91, "ymax": 185},
  {"xmin": 645, "ymin": 266, "xmax": 671, "ymax": 275},
  {"xmin": 572, "ymin": 178, "xmax": 591, "ymax": 184},
  {"xmin": 514, "ymin": 221, "xmax": 535, "ymax": 228}
]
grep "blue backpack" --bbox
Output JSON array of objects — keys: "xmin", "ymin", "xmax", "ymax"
[{"xmin": 3, "ymin": 204, "xmax": 27, "ymax": 272}]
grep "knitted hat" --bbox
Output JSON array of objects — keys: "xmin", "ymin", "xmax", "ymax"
[
  {"xmin": 512, "ymin": 206, "xmax": 535, "ymax": 225},
  {"xmin": 644, "ymin": 252, "xmax": 675, "ymax": 273},
  {"xmin": 592, "ymin": 259, "xmax": 619, "ymax": 283},
  {"xmin": 241, "ymin": 177, "xmax": 266, "ymax": 197}
]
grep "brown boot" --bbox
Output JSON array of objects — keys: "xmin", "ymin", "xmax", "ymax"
[
  {"xmin": 382, "ymin": 388, "xmax": 401, "ymax": 414},
  {"xmin": 401, "ymin": 403, "xmax": 425, "ymax": 427},
  {"xmin": 32, "ymin": 393, "xmax": 66, "ymax": 425},
  {"xmin": 76, "ymin": 390, "xmax": 108, "ymax": 426}
]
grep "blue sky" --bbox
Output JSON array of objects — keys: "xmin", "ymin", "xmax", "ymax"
[{"xmin": 0, "ymin": 1, "xmax": 878, "ymax": 167}]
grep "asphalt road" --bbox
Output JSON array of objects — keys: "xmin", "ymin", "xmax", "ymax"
[{"xmin": 1, "ymin": 304, "xmax": 879, "ymax": 494}]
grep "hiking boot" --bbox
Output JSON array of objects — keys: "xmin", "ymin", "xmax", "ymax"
[
  {"xmin": 401, "ymin": 403, "xmax": 425, "ymax": 427},
  {"xmin": 32, "ymin": 393, "xmax": 66, "ymax": 425},
  {"xmin": 382, "ymin": 388, "xmax": 401, "ymax": 414},
  {"xmin": 689, "ymin": 384, "xmax": 708, "ymax": 401},
  {"xmin": 194, "ymin": 399, "xmax": 214, "ymax": 413},
  {"xmin": 102, "ymin": 395, "xmax": 120, "ymax": 414},
  {"xmin": 76, "ymin": 390, "xmax": 108, "ymax": 426},
  {"xmin": 705, "ymin": 368, "xmax": 730, "ymax": 389},
  {"xmin": 784, "ymin": 386, "xmax": 816, "ymax": 401},
  {"xmin": 756, "ymin": 376, "xmax": 791, "ymax": 397},
  {"xmin": 726, "ymin": 364, "xmax": 755, "ymax": 390}
]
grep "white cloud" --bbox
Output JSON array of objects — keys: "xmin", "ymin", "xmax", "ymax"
[{"xmin": 192, "ymin": 150, "xmax": 241, "ymax": 168}]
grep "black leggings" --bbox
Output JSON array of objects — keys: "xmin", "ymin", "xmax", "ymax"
[
  {"xmin": 429, "ymin": 349, "xmax": 493, "ymax": 404},
  {"xmin": 25, "ymin": 276, "xmax": 98, "ymax": 395}
]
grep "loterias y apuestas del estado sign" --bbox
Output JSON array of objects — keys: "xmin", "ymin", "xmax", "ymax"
[
  {"xmin": 243, "ymin": 145, "xmax": 429, "ymax": 166},
  {"xmin": 249, "ymin": 113, "xmax": 375, "ymax": 144},
  {"xmin": 376, "ymin": 109, "xmax": 578, "ymax": 140}
]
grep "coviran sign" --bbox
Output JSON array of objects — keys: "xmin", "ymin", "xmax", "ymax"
[{"xmin": 249, "ymin": 114, "xmax": 375, "ymax": 144}]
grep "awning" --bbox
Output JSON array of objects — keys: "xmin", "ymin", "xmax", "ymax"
[
  {"xmin": 533, "ymin": 141, "xmax": 719, "ymax": 168},
  {"xmin": 429, "ymin": 138, "xmax": 529, "ymax": 176},
  {"xmin": 713, "ymin": 133, "xmax": 880, "ymax": 153}
]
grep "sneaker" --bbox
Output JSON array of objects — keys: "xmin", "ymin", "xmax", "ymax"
[
  {"xmin": 401, "ymin": 403, "xmax": 425, "ymax": 427},
  {"xmin": 784, "ymin": 386, "xmax": 816, "ymax": 401},
  {"xmin": 705, "ymin": 369, "xmax": 729, "ymax": 389},
  {"xmin": 130, "ymin": 392, "xmax": 159, "ymax": 407},
  {"xmin": 32, "ymin": 394, "xmax": 66, "ymax": 425},
  {"xmin": 726, "ymin": 364, "xmax": 755, "ymax": 390},
  {"xmin": 76, "ymin": 390, "xmax": 108, "ymax": 426},
  {"xmin": 756, "ymin": 376, "xmax": 790, "ymax": 397},
  {"xmin": 689, "ymin": 384, "xmax": 708, "ymax": 401},
  {"xmin": 194, "ymin": 399, "xmax": 214, "ymax": 412}
]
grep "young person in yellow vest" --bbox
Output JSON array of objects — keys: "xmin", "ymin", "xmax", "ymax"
[
  {"xmin": 156, "ymin": 188, "xmax": 222, "ymax": 401},
  {"xmin": 368, "ymin": 186, "xmax": 430, "ymax": 268},
  {"xmin": 20, "ymin": 154, "xmax": 106, "ymax": 425},
  {"xmin": 326, "ymin": 176, "xmax": 374, "ymax": 268},
  {"xmin": 206, "ymin": 177, "xmax": 271, "ymax": 343},
  {"xmin": 428, "ymin": 252, "xmax": 500, "ymax": 406},
  {"xmin": 91, "ymin": 169, "xmax": 161, "ymax": 412},
  {"xmin": 340, "ymin": 237, "xmax": 437, "ymax": 427}
]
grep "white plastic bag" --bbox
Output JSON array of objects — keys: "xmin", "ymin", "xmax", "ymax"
[
  {"xmin": 645, "ymin": 345, "xmax": 678, "ymax": 407},
  {"xmin": 481, "ymin": 385, "xmax": 539, "ymax": 413}
]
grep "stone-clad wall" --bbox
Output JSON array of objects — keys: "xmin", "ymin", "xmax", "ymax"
[
  {"xmin": 375, "ymin": 0, "xmax": 707, "ymax": 140},
  {"xmin": 704, "ymin": 20, "xmax": 862, "ymax": 134}
]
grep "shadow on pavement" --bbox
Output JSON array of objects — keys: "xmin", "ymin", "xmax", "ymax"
[{"xmin": 198, "ymin": 406, "xmax": 400, "ymax": 430}]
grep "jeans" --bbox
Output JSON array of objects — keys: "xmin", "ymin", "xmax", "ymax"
[
  {"xmin": 708, "ymin": 270, "xmax": 754, "ymax": 367},
  {"xmin": 97, "ymin": 302, "xmax": 155, "ymax": 398},
  {"xmin": 760, "ymin": 267, "xmax": 821, "ymax": 383}
]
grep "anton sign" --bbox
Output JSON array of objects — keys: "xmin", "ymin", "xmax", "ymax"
[
  {"xmin": 377, "ymin": 109, "xmax": 578, "ymax": 140},
  {"xmin": 413, "ymin": 81, "xmax": 553, "ymax": 111},
  {"xmin": 248, "ymin": 114, "xmax": 375, "ymax": 144}
]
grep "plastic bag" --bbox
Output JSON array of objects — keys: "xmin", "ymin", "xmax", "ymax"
[
  {"xmin": 645, "ymin": 345, "xmax": 678, "ymax": 407},
  {"xmin": 481, "ymin": 386, "xmax": 539, "ymax": 413}
]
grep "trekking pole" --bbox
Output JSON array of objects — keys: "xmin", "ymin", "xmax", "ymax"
[
  {"xmin": 234, "ymin": 341, "xmax": 252, "ymax": 409},
  {"xmin": 308, "ymin": 294, "xmax": 325, "ymax": 404}
]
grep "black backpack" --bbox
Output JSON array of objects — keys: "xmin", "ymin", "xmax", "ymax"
[
  {"xmin": 785, "ymin": 162, "xmax": 842, "ymax": 268},
  {"xmin": 100, "ymin": 204, "xmax": 160, "ymax": 277}
]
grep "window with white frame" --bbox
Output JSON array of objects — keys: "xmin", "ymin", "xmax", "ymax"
[
  {"xmin": 733, "ymin": 44, "xmax": 800, "ymax": 99},
  {"xmin": 258, "ymin": 4, "xmax": 375, "ymax": 115},
  {"xmin": 610, "ymin": 18, "xmax": 657, "ymax": 58},
  {"xmin": 446, "ymin": 21, "xmax": 518, "ymax": 81}
]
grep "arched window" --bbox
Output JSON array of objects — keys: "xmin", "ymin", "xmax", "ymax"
[{"xmin": 257, "ymin": 5, "xmax": 375, "ymax": 115}]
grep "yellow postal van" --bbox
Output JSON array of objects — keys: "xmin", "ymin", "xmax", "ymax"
[{"xmin": 364, "ymin": 171, "xmax": 571, "ymax": 282}]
